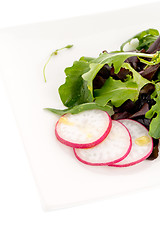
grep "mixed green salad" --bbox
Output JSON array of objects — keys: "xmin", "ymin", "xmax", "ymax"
[{"xmin": 44, "ymin": 28, "xmax": 160, "ymax": 160}]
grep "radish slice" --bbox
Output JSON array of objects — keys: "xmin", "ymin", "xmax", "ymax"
[
  {"xmin": 55, "ymin": 110, "xmax": 112, "ymax": 148},
  {"xmin": 110, "ymin": 119, "xmax": 153, "ymax": 167},
  {"xmin": 74, "ymin": 120, "xmax": 132, "ymax": 166}
]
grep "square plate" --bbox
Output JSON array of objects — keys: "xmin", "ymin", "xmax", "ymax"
[{"xmin": 0, "ymin": 2, "xmax": 160, "ymax": 210}]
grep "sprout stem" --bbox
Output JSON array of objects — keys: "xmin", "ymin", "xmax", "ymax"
[{"xmin": 43, "ymin": 44, "xmax": 73, "ymax": 82}]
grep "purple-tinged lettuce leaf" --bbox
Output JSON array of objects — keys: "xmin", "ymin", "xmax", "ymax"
[{"xmin": 145, "ymin": 83, "xmax": 160, "ymax": 138}]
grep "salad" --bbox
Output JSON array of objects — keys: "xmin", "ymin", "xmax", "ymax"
[{"xmin": 44, "ymin": 28, "xmax": 160, "ymax": 166}]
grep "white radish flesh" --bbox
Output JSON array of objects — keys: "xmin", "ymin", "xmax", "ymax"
[
  {"xmin": 55, "ymin": 110, "xmax": 112, "ymax": 148},
  {"xmin": 74, "ymin": 120, "xmax": 132, "ymax": 166},
  {"xmin": 110, "ymin": 119, "xmax": 153, "ymax": 167}
]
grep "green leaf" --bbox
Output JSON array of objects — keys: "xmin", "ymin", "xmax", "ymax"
[
  {"xmin": 94, "ymin": 77, "xmax": 139, "ymax": 107},
  {"xmin": 138, "ymin": 35, "xmax": 158, "ymax": 50},
  {"xmin": 148, "ymin": 114, "xmax": 160, "ymax": 139},
  {"xmin": 82, "ymin": 63, "xmax": 104, "ymax": 93},
  {"xmin": 145, "ymin": 83, "xmax": 160, "ymax": 138},
  {"xmin": 79, "ymin": 56, "xmax": 95, "ymax": 62},
  {"xmin": 122, "ymin": 63, "xmax": 150, "ymax": 91},
  {"xmin": 90, "ymin": 52, "xmax": 142, "ymax": 73},
  {"xmin": 59, "ymin": 60, "xmax": 93, "ymax": 107},
  {"xmin": 44, "ymin": 102, "xmax": 113, "ymax": 116}
]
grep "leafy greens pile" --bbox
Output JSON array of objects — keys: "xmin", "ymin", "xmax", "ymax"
[{"xmin": 45, "ymin": 28, "xmax": 160, "ymax": 159}]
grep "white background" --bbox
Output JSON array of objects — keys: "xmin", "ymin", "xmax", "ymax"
[{"xmin": 0, "ymin": 0, "xmax": 160, "ymax": 239}]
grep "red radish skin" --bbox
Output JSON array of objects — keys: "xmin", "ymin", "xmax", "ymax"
[
  {"xmin": 55, "ymin": 110, "xmax": 112, "ymax": 149},
  {"xmin": 73, "ymin": 120, "xmax": 132, "ymax": 166},
  {"xmin": 109, "ymin": 119, "xmax": 153, "ymax": 167}
]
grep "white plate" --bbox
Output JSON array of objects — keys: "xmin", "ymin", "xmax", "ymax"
[{"xmin": 0, "ymin": 2, "xmax": 160, "ymax": 211}]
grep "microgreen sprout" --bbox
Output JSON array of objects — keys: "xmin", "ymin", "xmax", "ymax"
[{"xmin": 43, "ymin": 44, "xmax": 73, "ymax": 82}]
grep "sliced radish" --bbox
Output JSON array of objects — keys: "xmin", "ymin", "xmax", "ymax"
[
  {"xmin": 73, "ymin": 120, "xmax": 132, "ymax": 166},
  {"xmin": 55, "ymin": 109, "xmax": 112, "ymax": 148},
  {"xmin": 110, "ymin": 119, "xmax": 153, "ymax": 167}
]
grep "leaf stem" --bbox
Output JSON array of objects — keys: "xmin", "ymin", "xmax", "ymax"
[{"xmin": 111, "ymin": 51, "xmax": 156, "ymax": 59}]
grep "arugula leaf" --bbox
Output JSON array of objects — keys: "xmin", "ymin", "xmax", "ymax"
[
  {"xmin": 58, "ymin": 60, "xmax": 93, "ymax": 107},
  {"xmin": 88, "ymin": 51, "xmax": 152, "ymax": 73},
  {"xmin": 82, "ymin": 63, "xmax": 104, "ymax": 93},
  {"xmin": 145, "ymin": 83, "xmax": 160, "ymax": 138},
  {"xmin": 120, "ymin": 28, "xmax": 159, "ymax": 51},
  {"xmin": 94, "ymin": 77, "xmax": 139, "ymax": 107},
  {"xmin": 44, "ymin": 102, "xmax": 113, "ymax": 116}
]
